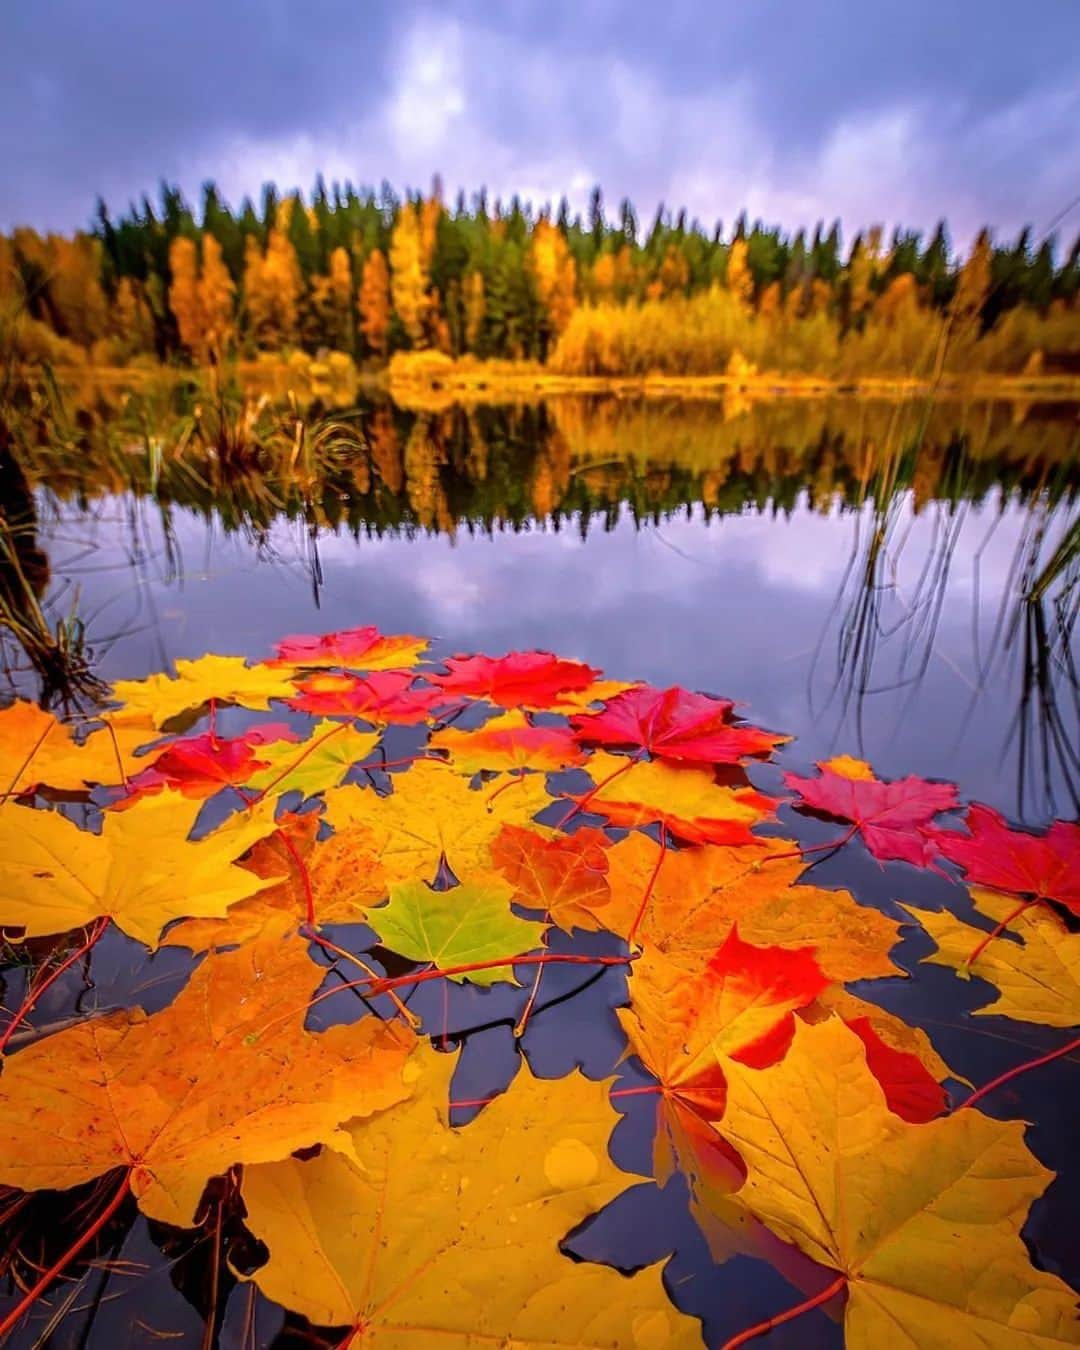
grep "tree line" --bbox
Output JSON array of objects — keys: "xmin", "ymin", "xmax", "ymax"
[{"xmin": 2, "ymin": 178, "xmax": 1078, "ymax": 376}]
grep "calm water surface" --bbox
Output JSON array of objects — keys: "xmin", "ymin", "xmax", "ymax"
[{"xmin": 2, "ymin": 390, "xmax": 1078, "ymax": 1347}]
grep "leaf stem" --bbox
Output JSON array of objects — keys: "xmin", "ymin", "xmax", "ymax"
[
  {"xmin": 248, "ymin": 720, "xmax": 350, "ymax": 803},
  {"xmin": 959, "ymin": 1035, "xmax": 1080, "ymax": 1113},
  {"xmin": 0, "ymin": 917, "xmax": 109, "ymax": 1054},
  {"xmin": 720, "ymin": 1273, "xmax": 847, "ymax": 1350},
  {"xmin": 627, "ymin": 821, "xmax": 667, "ymax": 944},
  {"xmin": 963, "ymin": 894, "xmax": 1037, "ymax": 968},
  {"xmin": 0, "ymin": 1169, "xmax": 131, "ymax": 1339},
  {"xmin": 555, "ymin": 752, "xmax": 642, "ymax": 829},
  {"xmin": 303, "ymin": 953, "xmax": 633, "ymax": 1019},
  {"xmin": 758, "ymin": 823, "xmax": 858, "ymax": 866}
]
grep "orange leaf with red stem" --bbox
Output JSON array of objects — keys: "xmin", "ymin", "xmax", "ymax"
[
  {"xmin": 574, "ymin": 752, "xmax": 776, "ymax": 847},
  {"xmin": 489, "ymin": 823, "xmax": 612, "ymax": 932}
]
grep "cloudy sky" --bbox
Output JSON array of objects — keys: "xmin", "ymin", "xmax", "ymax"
[{"xmin": 5, "ymin": 1, "xmax": 1079, "ymax": 246}]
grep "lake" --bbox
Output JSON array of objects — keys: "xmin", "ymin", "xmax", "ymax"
[{"xmin": 1, "ymin": 381, "xmax": 1077, "ymax": 1348}]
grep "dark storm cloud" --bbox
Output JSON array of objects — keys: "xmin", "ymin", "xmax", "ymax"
[{"xmin": 3, "ymin": 1, "xmax": 1079, "ymax": 240}]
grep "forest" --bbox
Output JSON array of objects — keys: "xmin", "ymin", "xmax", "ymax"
[{"xmin": 2, "ymin": 178, "xmax": 1079, "ymax": 380}]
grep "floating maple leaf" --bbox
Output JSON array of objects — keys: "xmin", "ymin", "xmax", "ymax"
[
  {"xmin": 431, "ymin": 709, "xmax": 586, "ymax": 774},
  {"xmin": 324, "ymin": 762, "xmax": 551, "ymax": 885},
  {"xmin": 427, "ymin": 649, "xmax": 602, "ymax": 709},
  {"xmin": 0, "ymin": 700, "xmax": 149, "ymax": 796},
  {"xmin": 845, "ymin": 1017, "xmax": 948, "ymax": 1124},
  {"xmin": 575, "ymin": 751, "xmax": 776, "ymax": 846},
  {"xmin": 0, "ymin": 935, "xmax": 417, "ymax": 1226},
  {"xmin": 0, "ymin": 790, "xmax": 281, "ymax": 946},
  {"xmin": 927, "ymin": 803, "xmax": 1080, "ymax": 913},
  {"xmin": 604, "ymin": 831, "xmax": 903, "ymax": 983},
  {"xmin": 368, "ymin": 875, "xmax": 547, "ymax": 986},
  {"xmin": 164, "ymin": 813, "xmax": 389, "ymax": 951},
  {"xmin": 111, "ymin": 655, "xmax": 299, "ymax": 730},
  {"xmin": 240, "ymin": 1046, "xmax": 701, "ymax": 1345},
  {"xmin": 572, "ymin": 684, "xmax": 787, "ymax": 765},
  {"xmin": 620, "ymin": 930, "xmax": 829, "ymax": 1120},
  {"xmin": 783, "ymin": 755, "xmax": 959, "ymax": 868},
  {"xmin": 244, "ymin": 718, "xmax": 381, "ymax": 797},
  {"xmin": 121, "ymin": 724, "xmax": 299, "ymax": 802},
  {"xmin": 490, "ymin": 823, "xmax": 612, "ymax": 933},
  {"xmin": 903, "ymin": 888, "xmax": 1080, "ymax": 1028},
  {"xmin": 715, "ymin": 1016, "xmax": 1079, "ymax": 1347},
  {"xmin": 288, "ymin": 669, "xmax": 451, "ymax": 723},
  {"xmin": 272, "ymin": 624, "xmax": 428, "ymax": 671}
]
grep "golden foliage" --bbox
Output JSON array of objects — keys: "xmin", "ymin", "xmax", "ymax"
[{"xmin": 240, "ymin": 1046, "xmax": 701, "ymax": 1345}]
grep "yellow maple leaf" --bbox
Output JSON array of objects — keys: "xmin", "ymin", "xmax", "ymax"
[
  {"xmin": 110, "ymin": 655, "xmax": 299, "ymax": 729},
  {"xmin": 240, "ymin": 1045, "xmax": 703, "ymax": 1346},
  {"xmin": 164, "ymin": 816, "xmax": 388, "ymax": 951},
  {"xmin": 548, "ymin": 679, "xmax": 640, "ymax": 712},
  {"xmin": 0, "ymin": 700, "xmax": 150, "ymax": 795},
  {"xmin": 821, "ymin": 754, "xmax": 876, "ymax": 782},
  {"xmin": 903, "ymin": 888, "xmax": 1080, "ymax": 1028},
  {"xmin": 604, "ymin": 831, "xmax": 902, "ymax": 982},
  {"xmin": 0, "ymin": 790, "xmax": 281, "ymax": 946},
  {"xmin": 578, "ymin": 751, "xmax": 774, "ymax": 846},
  {"xmin": 807, "ymin": 986, "xmax": 960, "ymax": 1086},
  {"xmin": 0, "ymin": 934, "xmax": 418, "ymax": 1226},
  {"xmin": 323, "ymin": 762, "xmax": 551, "ymax": 886},
  {"xmin": 715, "ymin": 1017, "xmax": 1080, "ymax": 1348}
]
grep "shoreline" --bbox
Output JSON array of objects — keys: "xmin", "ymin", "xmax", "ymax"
[{"xmin": 18, "ymin": 359, "xmax": 1080, "ymax": 406}]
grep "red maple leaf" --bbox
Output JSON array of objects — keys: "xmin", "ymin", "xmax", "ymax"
[
  {"xmin": 571, "ymin": 684, "xmax": 787, "ymax": 765},
  {"xmin": 846, "ymin": 1017, "xmax": 948, "ymax": 1124},
  {"xmin": 272, "ymin": 625, "xmax": 426, "ymax": 669},
  {"xmin": 427, "ymin": 651, "xmax": 601, "ymax": 709},
  {"xmin": 288, "ymin": 671, "xmax": 451, "ymax": 724},
  {"xmin": 926, "ymin": 804, "xmax": 1080, "ymax": 914},
  {"xmin": 122, "ymin": 724, "xmax": 299, "ymax": 802},
  {"xmin": 783, "ymin": 756, "xmax": 958, "ymax": 869}
]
